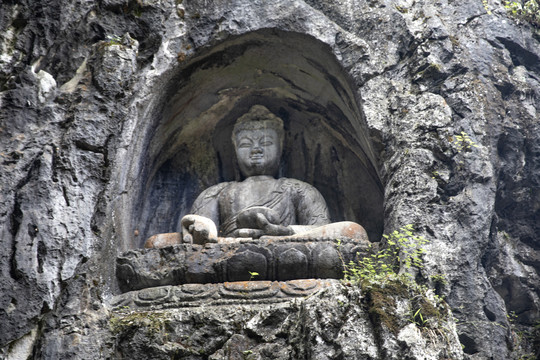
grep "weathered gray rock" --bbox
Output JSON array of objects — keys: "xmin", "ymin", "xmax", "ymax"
[
  {"xmin": 108, "ymin": 280, "xmax": 463, "ymax": 360},
  {"xmin": 1, "ymin": 0, "xmax": 539, "ymax": 359}
]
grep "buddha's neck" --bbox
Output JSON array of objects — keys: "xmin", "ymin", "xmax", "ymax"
[{"xmin": 244, "ymin": 175, "xmax": 274, "ymax": 182}]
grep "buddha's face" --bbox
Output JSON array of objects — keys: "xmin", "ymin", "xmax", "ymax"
[{"xmin": 235, "ymin": 128, "xmax": 281, "ymax": 177}]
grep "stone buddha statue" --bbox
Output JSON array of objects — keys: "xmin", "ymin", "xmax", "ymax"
[{"xmin": 145, "ymin": 105, "xmax": 367, "ymax": 248}]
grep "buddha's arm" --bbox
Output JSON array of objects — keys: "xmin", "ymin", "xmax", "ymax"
[
  {"xmin": 190, "ymin": 183, "xmax": 230, "ymax": 225},
  {"xmin": 294, "ymin": 181, "xmax": 331, "ymax": 226},
  {"xmin": 180, "ymin": 183, "xmax": 230, "ymax": 244},
  {"xmin": 145, "ymin": 184, "xmax": 226, "ymax": 248}
]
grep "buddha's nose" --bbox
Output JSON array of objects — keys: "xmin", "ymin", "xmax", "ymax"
[{"xmin": 252, "ymin": 146, "xmax": 263, "ymax": 154}]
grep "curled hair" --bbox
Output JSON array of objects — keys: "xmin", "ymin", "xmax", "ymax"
[{"xmin": 232, "ymin": 105, "xmax": 284, "ymax": 147}]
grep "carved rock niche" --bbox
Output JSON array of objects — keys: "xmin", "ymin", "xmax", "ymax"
[{"xmin": 112, "ymin": 29, "xmax": 384, "ymax": 296}]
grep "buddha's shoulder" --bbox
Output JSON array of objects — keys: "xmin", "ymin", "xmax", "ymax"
[
  {"xmin": 198, "ymin": 181, "xmax": 235, "ymax": 197},
  {"xmin": 278, "ymin": 177, "xmax": 317, "ymax": 190}
]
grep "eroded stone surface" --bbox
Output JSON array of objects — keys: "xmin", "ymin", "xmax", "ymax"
[{"xmin": 109, "ymin": 281, "xmax": 464, "ymax": 360}]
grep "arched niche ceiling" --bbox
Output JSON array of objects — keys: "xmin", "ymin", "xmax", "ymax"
[{"xmin": 130, "ymin": 29, "xmax": 384, "ymax": 248}]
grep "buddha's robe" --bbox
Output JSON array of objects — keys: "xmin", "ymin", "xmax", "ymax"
[{"xmin": 189, "ymin": 177, "xmax": 330, "ymax": 237}]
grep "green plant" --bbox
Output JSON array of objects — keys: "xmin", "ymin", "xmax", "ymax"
[
  {"xmin": 385, "ymin": 224, "xmax": 429, "ymax": 271},
  {"xmin": 430, "ymin": 273, "xmax": 448, "ymax": 296},
  {"xmin": 337, "ymin": 226, "xmax": 456, "ymax": 339},
  {"xmin": 505, "ymin": 311, "xmax": 540, "ymax": 359},
  {"xmin": 452, "ymin": 131, "xmax": 479, "ymax": 152},
  {"xmin": 248, "ymin": 271, "xmax": 259, "ymax": 282},
  {"xmin": 409, "ymin": 291, "xmax": 447, "ymax": 329},
  {"xmin": 133, "ymin": 7, "xmax": 143, "ymax": 17},
  {"xmin": 411, "ymin": 307, "xmax": 429, "ymax": 327},
  {"xmin": 508, "ymin": 310, "xmax": 518, "ymax": 324},
  {"xmin": 105, "ymin": 35, "xmax": 122, "ymax": 46},
  {"xmin": 483, "ymin": 0, "xmax": 493, "ymax": 14},
  {"xmin": 341, "ymin": 224, "xmax": 429, "ymax": 286},
  {"xmin": 430, "ymin": 274, "xmax": 447, "ymax": 286},
  {"xmin": 504, "ymin": 0, "xmax": 540, "ymax": 27},
  {"xmin": 395, "ymin": 5, "xmax": 408, "ymax": 13}
]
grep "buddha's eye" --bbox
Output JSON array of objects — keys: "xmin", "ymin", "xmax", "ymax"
[
  {"xmin": 238, "ymin": 141, "xmax": 252, "ymax": 148},
  {"xmin": 260, "ymin": 139, "xmax": 273, "ymax": 146}
]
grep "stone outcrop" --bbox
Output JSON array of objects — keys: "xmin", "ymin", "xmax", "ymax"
[
  {"xmin": 109, "ymin": 281, "xmax": 464, "ymax": 360},
  {"xmin": 1, "ymin": 0, "xmax": 539, "ymax": 359}
]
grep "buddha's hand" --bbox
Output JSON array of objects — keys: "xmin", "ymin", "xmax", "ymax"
[
  {"xmin": 234, "ymin": 212, "xmax": 294, "ymax": 238},
  {"xmin": 180, "ymin": 215, "xmax": 218, "ymax": 245}
]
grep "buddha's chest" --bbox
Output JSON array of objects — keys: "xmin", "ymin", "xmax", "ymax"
[{"xmin": 218, "ymin": 180, "xmax": 294, "ymax": 220}]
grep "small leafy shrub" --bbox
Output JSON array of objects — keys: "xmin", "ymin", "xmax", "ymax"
[
  {"xmin": 507, "ymin": 312, "xmax": 540, "ymax": 359},
  {"xmin": 105, "ymin": 35, "xmax": 123, "ymax": 46},
  {"xmin": 430, "ymin": 273, "xmax": 447, "ymax": 285},
  {"xmin": 339, "ymin": 225, "xmax": 451, "ymax": 336},
  {"xmin": 452, "ymin": 131, "xmax": 479, "ymax": 152},
  {"xmin": 504, "ymin": 0, "xmax": 540, "ymax": 28},
  {"xmin": 430, "ymin": 273, "xmax": 448, "ymax": 295},
  {"xmin": 342, "ymin": 224, "xmax": 429, "ymax": 285},
  {"xmin": 409, "ymin": 291, "xmax": 447, "ymax": 329}
]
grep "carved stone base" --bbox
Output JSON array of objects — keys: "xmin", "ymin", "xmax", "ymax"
[
  {"xmin": 111, "ymin": 279, "xmax": 335, "ymax": 310},
  {"xmin": 116, "ymin": 236, "xmax": 368, "ymax": 292}
]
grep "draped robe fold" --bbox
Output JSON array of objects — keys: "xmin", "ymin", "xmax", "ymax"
[{"xmin": 189, "ymin": 177, "xmax": 331, "ymax": 237}]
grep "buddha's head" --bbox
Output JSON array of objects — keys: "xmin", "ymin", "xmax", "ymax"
[{"xmin": 232, "ymin": 105, "xmax": 284, "ymax": 177}]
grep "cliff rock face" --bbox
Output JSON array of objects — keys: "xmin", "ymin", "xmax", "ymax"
[{"xmin": 1, "ymin": 0, "xmax": 539, "ymax": 359}]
